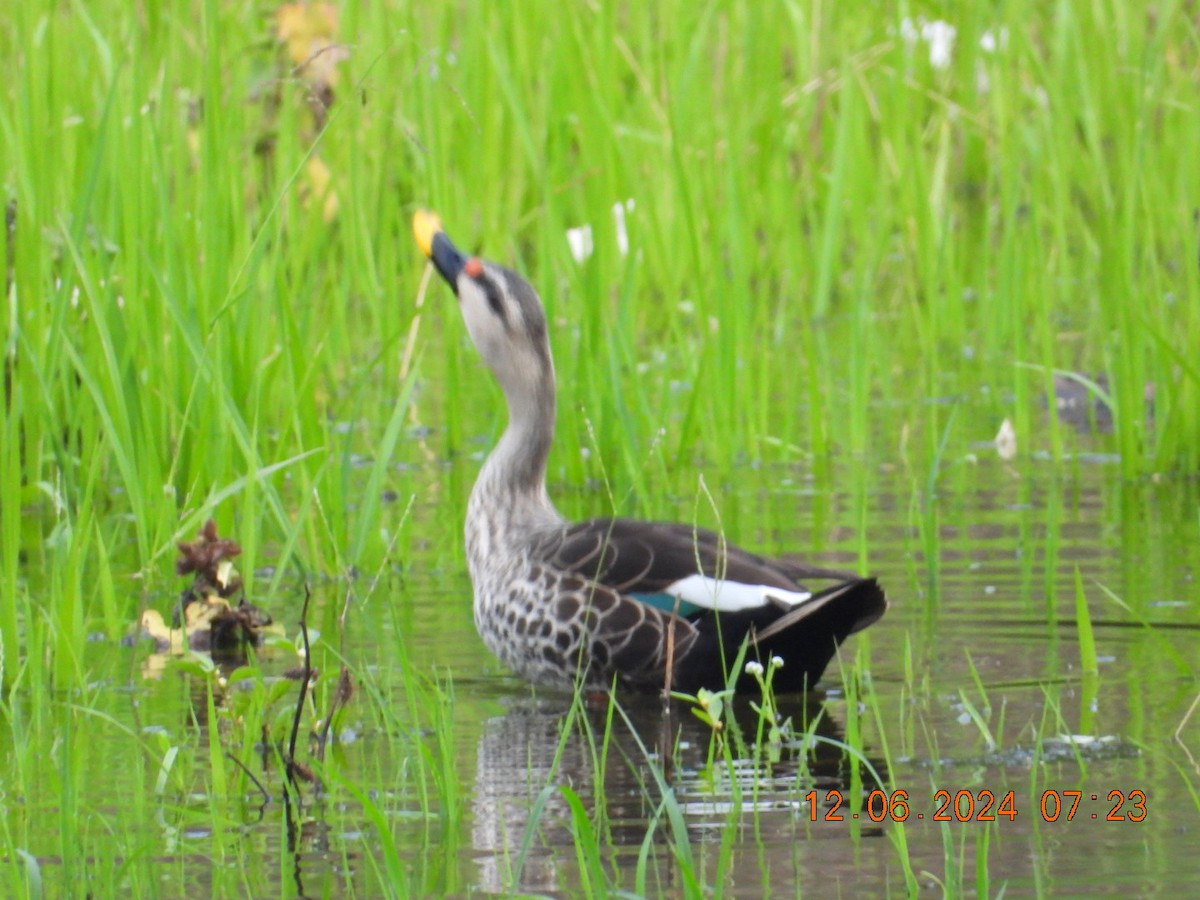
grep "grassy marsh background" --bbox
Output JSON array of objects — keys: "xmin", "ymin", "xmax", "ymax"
[{"xmin": 2, "ymin": 0, "xmax": 1199, "ymax": 896}]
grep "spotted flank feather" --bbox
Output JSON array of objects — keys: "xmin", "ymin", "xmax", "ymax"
[{"xmin": 414, "ymin": 210, "xmax": 887, "ymax": 694}]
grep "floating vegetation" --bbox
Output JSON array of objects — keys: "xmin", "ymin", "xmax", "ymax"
[
  {"xmin": 911, "ymin": 734, "xmax": 1142, "ymax": 771},
  {"xmin": 136, "ymin": 520, "xmax": 274, "ymax": 658}
]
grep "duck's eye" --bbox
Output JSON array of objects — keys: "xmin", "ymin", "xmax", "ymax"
[
  {"xmin": 463, "ymin": 258, "xmax": 507, "ymax": 322},
  {"xmin": 482, "ymin": 278, "xmax": 507, "ymax": 322}
]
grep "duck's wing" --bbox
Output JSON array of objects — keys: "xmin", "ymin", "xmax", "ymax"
[
  {"xmin": 540, "ymin": 517, "xmax": 843, "ymax": 616},
  {"xmin": 533, "ymin": 564, "xmax": 699, "ymax": 690},
  {"xmin": 535, "ymin": 518, "xmax": 887, "ymax": 694}
]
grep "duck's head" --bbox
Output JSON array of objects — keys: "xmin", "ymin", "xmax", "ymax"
[{"xmin": 413, "ymin": 210, "xmax": 553, "ymax": 402}]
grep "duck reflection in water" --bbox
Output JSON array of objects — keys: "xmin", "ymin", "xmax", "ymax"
[{"xmin": 469, "ymin": 690, "xmax": 887, "ymax": 895}]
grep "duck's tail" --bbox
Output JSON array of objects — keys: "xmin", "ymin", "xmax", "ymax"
[{"xmin": 676, "ymin": 577, "xmax": 887, "ymax": 694}]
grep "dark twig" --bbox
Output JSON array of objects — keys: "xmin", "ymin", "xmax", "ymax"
[
  {"xmin": 225, "ymin": 751, "xmax": 271, "ymax": 815},
  {"xmin": 316, "ymin": 665, "xmax": 354, "ymax": 762},
  {"xmin": 661, "ymin": 595, "xmax": 682, "ymax": 709},
  {"xmin": 286, "ymin": 583, "xmax": 314, "ymax": 789},
  {"xmin": 316, "ymin": 587, "xmax": 356, "ymax": 760}
]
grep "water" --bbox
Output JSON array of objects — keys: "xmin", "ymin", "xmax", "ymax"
[
  {"xmin": 12, "ymin": 420, "xmax": 1200, "ymax": 897},
  {"xmin": 410, "ymin": 451, "xmax": 1197, "ymax": 896}
]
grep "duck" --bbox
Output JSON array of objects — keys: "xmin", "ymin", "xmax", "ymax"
[{"xmin": 412, "ymin": 210, "xmax": 885, "ymax": 694}]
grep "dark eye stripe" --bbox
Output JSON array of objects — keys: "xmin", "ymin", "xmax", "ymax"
[{"xmin": 481, "ymin": 277, "xmax": 508, "ymax": 323}]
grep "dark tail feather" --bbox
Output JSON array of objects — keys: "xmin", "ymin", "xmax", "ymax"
[
  {"xmin": 748, "ymin": 577, "xmax": 886, "ymax": 692},
  {"xmin": 754, "ymin": 577, "xmax": 885, "ymax": 642},
  {"xmin": 674, "ymin": 577, "xmax": 887, "ymax": 695}
]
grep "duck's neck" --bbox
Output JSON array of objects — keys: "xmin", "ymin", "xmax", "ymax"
[{"xmin": 469, "ymin": 362, "xmax": 563, "ymax": 536}]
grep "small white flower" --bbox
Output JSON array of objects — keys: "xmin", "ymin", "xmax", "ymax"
[
  {"xmin": 745, "ymin": 661, "xmax": 764, "ymax": 677},
  {"xmin": 568, "ymin": 199, "xmax": 635, "ymax": 263},
  {"xmin": 994, "ymin": 417, "xmax": 1017, "ymax": 461},
  {"xmin": 566, "ymin": 224, "xmax": 593, "ymax": 263},
  {"xmin": 897, "ymin": 17, "xmax": 957, "ymax": 70},
  {"xmin": 770, "ymin": 655, "xmax": 784, "ymax": 669},
  {"xmin": 923, "ymin": 20, "xmax": 956, "ymax": 70},
  {"xmin": 612, "ymin": 199, "xmax": 634, "ymax": 256},
  {"xmin": 979, "ymin": 27, "xmax": 1009, "ymax": 54}
]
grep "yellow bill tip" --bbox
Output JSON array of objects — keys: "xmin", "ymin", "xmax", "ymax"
[{"xmin": 412, "ymin": 209, "xmax": 443, "ymax": 257}]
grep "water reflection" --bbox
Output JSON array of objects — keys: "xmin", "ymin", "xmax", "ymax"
[{"xmin": 469, "ymin": 691, "xmax": 885, "ymax": 894}]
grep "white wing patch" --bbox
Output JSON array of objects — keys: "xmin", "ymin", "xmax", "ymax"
[{"xmin": 662, "ymin": 574, "xmax": 812, "ymax": 612}]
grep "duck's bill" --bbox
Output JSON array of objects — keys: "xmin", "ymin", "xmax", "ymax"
[{"xmin": 413, "ymin": 209, "xmax": 466, "ymax": 289}]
